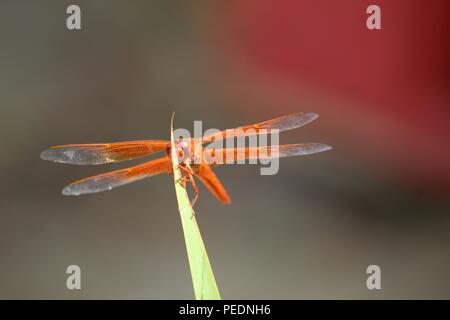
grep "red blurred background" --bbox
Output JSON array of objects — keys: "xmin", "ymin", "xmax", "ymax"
[{"xmin": 204, "ymin": 0, "xmax": 450, "ymax": 192}]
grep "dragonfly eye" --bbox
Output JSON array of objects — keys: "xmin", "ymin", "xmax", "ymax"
[{"xmin": 175, "ymin": 139, "xmax": 190, "ymax": 163}]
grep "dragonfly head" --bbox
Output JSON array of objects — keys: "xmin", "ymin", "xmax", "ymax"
[{"xmin": 174, "ymin": 139, "xmax": 191, "ymax": 164}]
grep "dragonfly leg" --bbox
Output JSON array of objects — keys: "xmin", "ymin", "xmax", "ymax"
[
  {"xmin": 172, "ymin": 164, "xmax": 188, "ymax": 183},
  {"xmin": 177, "ymin": 176, "xmax": 189, "ymax": 183},
  {"xmin": 176, "ymin": 164, "xmax": 198, "ymax": 208},
  {"xmin": 187, "ymin": 172, "xmax": 199, "ymax": 208},
  {"xmin": 178, "ymin": 164, "xmax": 192, "ymax": 175}
]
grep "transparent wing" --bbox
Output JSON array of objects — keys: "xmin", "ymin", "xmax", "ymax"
[
  {"xmin": 199, "ymin": 112, "xmax": 319, "ymax": 143},
  {"xmin": 203, "ymin": 143, "xmax": 332, "ymax": 165},
  {"xmin": 62, "ymin": 157, "xmax": 172, "ymax": 196},
  {"xmin": 40, "ymin": 140, "xmax": 169, "ymax": 165}
]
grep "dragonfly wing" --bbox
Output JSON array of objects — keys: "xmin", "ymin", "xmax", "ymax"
[
  {"xmin": 204, "ymin": 143, "xmax": 332, "ymax": 165},
  {"xmin": 193, "ymin": 163, "xmax": 231, "ymax": 204},
  {"xmin": 62, "ymin": 157, "xmax": 172, "ymax": 195},
  {"xmin": 200, "ymin": 112, "xmax": 319, "ymax": 143},
  {"xmin": 40, "ymin": 140, "xmax": 169, "ymax": 165}
]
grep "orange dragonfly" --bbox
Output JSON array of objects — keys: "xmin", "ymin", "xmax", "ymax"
[{"xmin": 40, "ymin": 112, "xmax": 331, "ymax": 205}]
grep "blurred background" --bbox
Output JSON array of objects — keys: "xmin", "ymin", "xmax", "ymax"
[{"xmin": 0, "ymin": 0, "xmax": 449, "ymax": 299}]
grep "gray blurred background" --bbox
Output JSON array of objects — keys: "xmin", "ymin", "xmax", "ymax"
[{"xmin": 0, "ymin": 1, "xmax": 449, "ymax": 299}]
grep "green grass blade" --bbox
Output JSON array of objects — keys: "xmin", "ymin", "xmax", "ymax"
[{"xmin": 170, "ymin": 114, "xmax": 221, "ymax": 300}]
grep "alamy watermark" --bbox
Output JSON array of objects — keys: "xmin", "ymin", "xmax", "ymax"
[
  {"xmin": 66, "ymin": 265, "xmax": 81, "ymax": 290},
  {"xmin": 172, "ymin": 121, "xmax": 281, "ymax": 175},
  {"xmin": 366, "ymin": 265, "xmax": 381, "ymax": 290},
  {"xmin": 366, "ymin": 5, "xmax": 381, "ymax": 30},
  {"xmin": 66, "ymin": 5, "xmax": 81, "ymax": 30}
]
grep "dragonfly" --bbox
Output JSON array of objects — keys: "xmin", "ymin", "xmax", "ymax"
[{"xmin": 40, "ymin": 112, "xmax": 331, "ymax": 205}]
